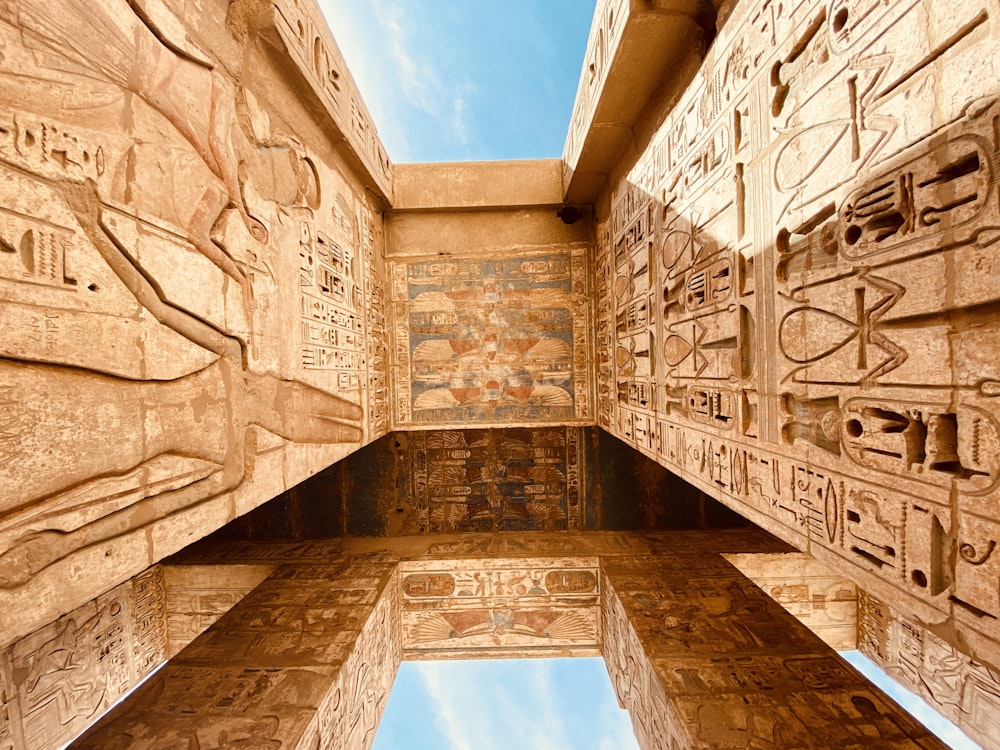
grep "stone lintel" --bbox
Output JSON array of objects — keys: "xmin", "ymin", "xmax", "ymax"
[
  {"xmin": 392, "ymin": 160, "xmax": 565, "ymax": 211},
  {"xmin": 562, "ymin": 0, "xmax": 713, "ymax": 204}
]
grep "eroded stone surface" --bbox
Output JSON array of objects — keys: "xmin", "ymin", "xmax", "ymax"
[
  {"xmin": 595, "ymin": 0, "xmax": 1000, "ymax": 675},
  {"xmin": 0, "ymin": 0, "xmax": 387, "ymax": 646}
]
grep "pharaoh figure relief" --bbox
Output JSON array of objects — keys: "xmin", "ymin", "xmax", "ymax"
[{"xmin": 0, "ymin": 0, "xmax": 372, "ymax": 590}]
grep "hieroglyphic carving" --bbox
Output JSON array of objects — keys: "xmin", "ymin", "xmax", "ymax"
[
  {"xmin": 1, "ymin": 568, "xmax": 168, "ymax": 750},
  {"xmin": 72, "ymin": 555, "xmax": 399, "ymax": 750},
  {"xmin": 360, "ymin": 198, "xmax": 390, "ymax": 437},
  {"xmin": 400, "ymin": 558, "xmax": 600, "ymax": 657},
  {"xmin": 0, "ymin": 656, "xmax": 19, "ymax": 750},
  {"xmin": 390, "ymin": 252, "xmax": 590, "ymax": 426},
  {"xmin": 130, "ymin": 567, "xmax": 167, "ymax": 677},
  {"xmin": 0, "ymin": 0, "xmax": 376, "ymax": 619},
  {"xmin": 267, "ymin": 0, "xmax": 392, "ymax": 189},
  {"xmin": 859, "ymin": 590, "xmax": 1000, "ymax": 748},
  {"xmin": 161, "ymin": 564, "xmax": 275, "ymax": 657},
  {"xmin": 316, "ymin": 562, "xmax": 400, "ymax": 750},
  {"xmin": 603, "ymin": 553, "xmax": 944, "ymax": 748},
  {"xmin": 595, "ymin": 222, "xmax": 615, "ymax": 428},
  {"xmin": 594, "ymin": 0, "xmax": 1000, "ymax": 672},
  {"xmin": 408, "ymin": 428, "xmax": 587, "ymax": 534}
]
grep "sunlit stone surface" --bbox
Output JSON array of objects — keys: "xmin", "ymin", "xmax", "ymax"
[{"xmin": 0, "ymin": 0, "xmax": 998, "ymax": 747}]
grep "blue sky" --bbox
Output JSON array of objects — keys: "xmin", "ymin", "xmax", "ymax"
[
  {"xmin": 371, "ymin": 658, "xmax": 639, "ymax": 750},
  {"xmin": 318, "ymin": 0, "xmax": 596, "ymax": 162}
]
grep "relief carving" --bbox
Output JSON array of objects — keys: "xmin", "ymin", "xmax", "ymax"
[{"xmin": 0, "ymin": 0, "xmax": 372, "ymax": 595}]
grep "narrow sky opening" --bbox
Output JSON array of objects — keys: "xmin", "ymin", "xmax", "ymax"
[
  {"xmin": 318, "ymin": 0, "xmax": 596, "ymax": 163},
  {"xmin": 372, "ymin": 658, "xmax": 640, "ymax": 750}
]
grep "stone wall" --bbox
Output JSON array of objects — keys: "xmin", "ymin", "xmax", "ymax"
[
  {"xmin": 592, "ymin": 0, "xmax": 1000, "ymax": 672},
  {"xmin": 203, "ymin": 427, "xmax": 752, "ymax": 538},
  {"xmin": 0, "ymin": 0, "xmax": 390, "ymax": 647},
  {"xmin": 859, "ymin": 589, "xmax": 1000, "ymax": 749},
  {"xmin": 0, "ymin": 568, "xmax": 167, "ymax": 749}
]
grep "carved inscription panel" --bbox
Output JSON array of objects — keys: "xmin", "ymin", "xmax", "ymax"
[
  {"xmin": 594, "ymin": 0, "xmax": 1000, "ymax": 668},
  {"xmin": 399, "ymin": 558, "xmax": 601, "ymax": 658},
  {"xmin": 407, "ymin": 428, "xmax": 587, "ymax": 534}
]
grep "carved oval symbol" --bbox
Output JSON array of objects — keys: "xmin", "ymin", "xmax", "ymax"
[
  {"xmin": 663, "ymin": 334, "xmax": 693, "ymax": 366},
  {"xmin": 402, "ymin": 573, "xmax": 456, "ymax": 598},
  {"xmin": 544, "ymin": 570, "xmax": 597, "ymax": 594},
  {"xmin": 779, "ymin": 307, "xmax": 856, "ymax": 363}
]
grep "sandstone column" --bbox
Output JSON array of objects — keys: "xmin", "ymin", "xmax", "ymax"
[
  {"xmin": 70, "ymin": 555, "xmax": 400, "ymax": 749},
  {"xmin": 602, "ymin": 550, "xmax": 946, "ymax": 748}
]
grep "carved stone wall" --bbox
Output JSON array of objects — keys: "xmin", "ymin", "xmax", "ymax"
[
  {"xmin": 161, "ymin": 564, "xmax": 275, "ymax": 657},
  {"xmin": 72, "ymin": 555, "xmax": 401, "ymax": 749},
  {"xmin": 593, "ymin": 0, "xmax": 1000, "ymax": 672},
  {"xmin": 724, "ymin": 552, "xmax": 858, "ymax": 650},
  {"xmin": 859, "ymin": 589, "xmax": 1000, "ymax": 749},
  {"xmin": 0, "ymin": 567, "xmax": 167, "ymax": 749},
  {"xmin": 0, "ymin": 0, "xmax": 390, "ymax": 647},
  {"xmin": 200, "ymin": 427, "xmax": 756, "ymax": 539},
  {"xmin": 601, "ymin": 552, "xmax": 943, "ymax": 749}
]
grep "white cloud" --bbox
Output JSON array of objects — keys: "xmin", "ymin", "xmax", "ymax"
[
  {"xmin": 371, "ymin": 0, "xmax": 475, "ymax": 149},
  {"xmin": 418, "ymin": 661, "xmax": 498, "ymax": 750}
]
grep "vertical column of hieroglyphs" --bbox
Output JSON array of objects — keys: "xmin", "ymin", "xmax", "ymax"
[
  {"xmin": 595, "ymin": 220, "xmax": 616, "ymax": 430},
  {"xmin": 0, "ymin": 566, "xmax": 167, "ymax": 750},
  {"xmin": 390, "ymin": 253, "xmax": 591, "ymax": 427},
  {"xmin": 0, "ymin": 0, "xmax": 389, "ymax": 641},
  {"xmin": 362, "ymin": 196, "xmax": 391, "ymax": 438},
  {"xmin": 608, "ymin": 171, "xmax": 659, "ymax": 454},
  {"xmin": 72, "ymin": 555, "xmax": 400, "ymax": 750},
  {"xmin": 265, "ymin": 0, "xmax": 391, "ymax": 435},
  {"xmin": 601, "ymin": 551, "xmax": 945, "ymax": 748},
  {"xmin": 596, "ymin": 0, "xmax": 1000, "ymax": 666},
  {"xmin": 858, "ymin": 590, "xmax": 1000, "ymax": 748}
]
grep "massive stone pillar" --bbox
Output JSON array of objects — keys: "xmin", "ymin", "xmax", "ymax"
[
  {"xmin": 601, "ymin": 548, "xmax": 945, "ymax": 748},
  {"xmin": 31, "ymin": 532, "xmax": 949, "ymax": 750},
  {"xmin": 71, "ymin": 554, "xmax": 400, "ymax": 749}
]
